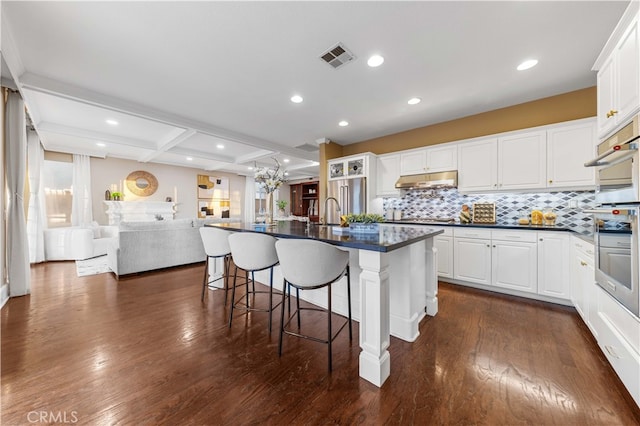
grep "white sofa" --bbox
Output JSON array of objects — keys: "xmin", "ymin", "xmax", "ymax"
[
  {"xmin": 44, "ymin": 223, "xmax": 119, "ymax": 261},
  {"xmin": 107, "ymin": 218, "xmax": 207, "ymax": 278}
]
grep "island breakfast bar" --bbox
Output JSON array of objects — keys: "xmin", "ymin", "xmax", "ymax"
[{"xmin": 206, "ymin": 221, "xmax": 443, "ymax": 387}]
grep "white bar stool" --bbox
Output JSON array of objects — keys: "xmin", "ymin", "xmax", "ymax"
[
  {"xmin": 228, "ymin": 232, "xmax": 280, "ymax": 331},
  {"xmin": 275, "ymin": 239, "xmax": 352, "ymax": 372},
  {"xmin": 199, "ymin": 227, "xmax": 234, "ymax": 303}
]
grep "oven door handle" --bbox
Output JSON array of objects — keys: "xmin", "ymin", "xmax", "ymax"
[
  {"xmin": 584, "ymin": 141, "xmax": 638, "ymax": 167},
  {"xmin": 584, "ymin": 208, "xmax": 637, "ymax": 216}
]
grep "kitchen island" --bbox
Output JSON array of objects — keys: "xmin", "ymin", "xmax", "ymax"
[{"xmin": 207, "ymin": 221, "xmax": 443, "ymax": 387}]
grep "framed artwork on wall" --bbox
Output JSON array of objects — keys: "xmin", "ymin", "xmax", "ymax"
[
  {"xmin": 197, "ymin": 175, "xmax": 230, "ymax": 199},
  {"xmin": 198, "ymin": 199, "xmax": 231, "ymax": 219}
]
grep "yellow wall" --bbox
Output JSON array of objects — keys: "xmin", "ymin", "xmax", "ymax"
[{"xmin": 341, "ymin": 86, "xmax": 597, "ymax": 157}]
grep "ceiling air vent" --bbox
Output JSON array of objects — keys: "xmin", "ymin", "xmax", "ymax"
[{"xmin": 319, "ymin": 43, "xmax": 356, "ymax": 69}]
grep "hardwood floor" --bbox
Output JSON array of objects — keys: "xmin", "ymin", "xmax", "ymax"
[{"xmin": 2, "ymin": 261, "xmax": 639, "ymax": 425}]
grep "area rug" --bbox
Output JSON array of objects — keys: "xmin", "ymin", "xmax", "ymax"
[{"xmin": 76, "ymin": 255, "xmax": 111, "ymax": 277}]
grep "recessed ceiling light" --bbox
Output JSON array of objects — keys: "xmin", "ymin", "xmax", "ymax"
[
  {"xmin": 283, "ymin": 158, "xmax": 290, "ymax": 163},
  {"xmin": 186, "ymin": 157, "xmax": 193, "ymax": 161},
  {"xmin": 216, "ymin": 144, "xmax": 224, "ymax": 149},
  {"xmin": 407, "ymin": 97, "xmax": 421, "ymax": 105},
  {"xmin": 96, "ymin": 142, "xmax": 106, "ymax": 147},
  {"xmin": 105, "ymin": 119, "xmax": 118, "ymax": 126},
  {"xmin": 248, "ymin": 166, "xmax": 253, "ymax": 170},
  {"xmin": 338, "ymin": 120, "xmax": 349, "ymax": 127},
  {"xmin": 311, "ymin": 161, "xmax": 319, "ymax": 166},
  {"xmin": 517, "ymin": 59, "xmax": 538, "ymax": 71},
  {"xmin": 290, "ymin": 95, "xmax": 303, "ymax": 103},
  {"xmin": 284, "ymin": 172, "xmax": 289, "ymax": 176},
  {"xmin": 367, "ymin": 55, "xmax": 384, "ymax": 67}
]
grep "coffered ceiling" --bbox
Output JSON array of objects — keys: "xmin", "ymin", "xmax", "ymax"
[{"xmin": 0, "ymin": 1, "xmax": 631, "ymax": 179}]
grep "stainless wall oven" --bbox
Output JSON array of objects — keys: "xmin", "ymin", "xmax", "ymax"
[
  {"xmin": 586, "ymin": 115, "xmax": 639, "ymax": 204},
  {"xmin": 585, "ymin": 206, "xmax": 639, "ymax": 317}
]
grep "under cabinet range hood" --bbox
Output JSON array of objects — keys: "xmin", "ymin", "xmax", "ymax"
[{"xmin": 395, "ymin": 171, "xmax": 457, "ymax": 190}]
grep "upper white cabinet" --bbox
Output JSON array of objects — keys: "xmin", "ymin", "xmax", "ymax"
[
  {"xmin": 498, "ymin": 130, "xmax": 547, "ymax": 191},
  {"xmin": 376, "ymin": 154, "xmax": 400, "ymax": 197},
  {"xmin": 328, "ymin": 153, "xmax": 375, "ymax": 180},
  {"xmin": 546, "ymin": 119, "xmax": 596, "ymax": 188},
  {"xmin": 458, "ymin": 119, "xmax": 597, "ymax": 193},
  {"xmin": 400, "ymin": 145, "xmax": 457, "ymax": 175},
  {"xmin": 595, "ymin": 6, "xmax": 640, "ymax": 138},
  {"xmin": 457, "ymin": 138, "xmax": 498, "ymax": 192}
]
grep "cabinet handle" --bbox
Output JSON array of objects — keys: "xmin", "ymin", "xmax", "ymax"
[
  {"xmin": 486, "ymin": 244, "xmax": 490, "ymax": 248},
  {"xmin": 494, "ymin": 184, "xmax": 497, "ymax": 187},
  {"xmin": 492, "ymin": 245, "xmax": 496, "ymax": 248},
  {"xmin": 580, "ymin": 261, "xmax": 587, "ymax": 266},
  {"xmin": 606, "ymin": 109, "xmax": 619, "ymax": 118},
  {"xmin": 605, "ymin": 345, "xmax": 620, "ymax": 359},
  {"xmin": 548, "ymin": 180, "xmax": 553, "ymax": 184},
  {"xmin": 539, "ymin": 238, "xmax": 543, "ymax": 241}
]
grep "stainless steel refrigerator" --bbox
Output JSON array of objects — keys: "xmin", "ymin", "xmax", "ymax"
[{"xmin": 326, "ymin": 177, "xmax": 367, "ymax": 224}]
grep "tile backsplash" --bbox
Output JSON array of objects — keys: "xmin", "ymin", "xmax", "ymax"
[{"xmin": 383, "ymin": 188, "xmax": 597, "ymax": 234}]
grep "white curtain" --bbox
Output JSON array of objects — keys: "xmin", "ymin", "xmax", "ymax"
[
  {"xmin": 71, "ymin": 154, "xmax": 93, "ymax": 227},
  {"xmin": 5, "ymin": 90, "xmax": 30, "ymax": 296},
  {"xmin": 27, "ymin": 130, "xmax": 47, "ymax": 263},
  {"xmin": 243, "ymin": 176, "xmax": 255, "ymax": 224}
]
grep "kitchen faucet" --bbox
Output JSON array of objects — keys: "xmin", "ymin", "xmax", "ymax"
[{"xmin": 323, "ymin": 196, "xmax": 341, "ymax": 225}]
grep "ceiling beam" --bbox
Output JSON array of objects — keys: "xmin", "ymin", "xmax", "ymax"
[
  {"xmin": 37, "ymin": 122, "xmax": 155, "ymax": 149},
  {"xmin": 138, "ymin": 129, "xmax": 197, "ymax": 163},
  {"xmin": 18, "ymin": 73, "xmax": 318, "ymax": 161}
]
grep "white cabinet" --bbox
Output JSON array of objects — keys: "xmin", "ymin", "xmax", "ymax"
[
  {"xmin": 400, "ymin": 150, "xmax": 426, "ymax": 175},
  {"xmin": 546, "ymin": 119, "xmax": 596, "ymax": 189},
  {"xmin": 328, "ymin": 154, "xmax": 373, "ymax": 180},
  {"xmin": 571, "ymin": 237, "xmax": 595, "ymax": 333},
  {"xmin": 537, "ymin": 232, "xmax": 571, "ymax": 300},
  {"xmin": 491, "ymin": 231, "xmax": 538, "ymax": 294},
  {"xmin": 376, "ymin": 154, "xmax": 400, "ymax": 197},
  {"xmin": 591, "ymin": 284, "xmax": 640, "ymax": 407},
  {"xmin": 595, "ymin": 9, "xmax": 640, "ymax": 138},
  {"xmin": 497, "ymin": 130, "xmax": 547, "ymax": 190},
  {"xmin": 453, "ymin": 228, "xmax": 492, "ymax": 285},
  {"xmin": 433, "ymin": 227, "xmax": 454, "ymax": 278},
  {"xmin": 457, "ymin": 138, "xmax": 498, "ymax": 192},
  {"xmin": 400, "ymin": 145, "xmax": 457, "ymax": 175}
]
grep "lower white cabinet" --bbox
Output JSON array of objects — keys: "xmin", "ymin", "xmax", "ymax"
[
  {"xmin": 433, "ymin": 227, "xmax": 454, "ymax": 278},
  {"xmin": 571, "ymin": 238, "xmax": 596, "ymax": 331},
  {"xmin": 491, "ymin": 237, "xmax": 538, "ymax": 294},
  {"xmin": 538, "ymin": 232, "xmax": 571, "ymax": 299},
  {"xmin": 453, "ymin": 229, "xmax": 492, "ymax": 285},
  {"xmin": 591, "ymin": 284, "xmax": 640, "ymax": 407}
]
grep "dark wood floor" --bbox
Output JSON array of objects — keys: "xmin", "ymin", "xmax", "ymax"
[{"xmin": 2, "ymin": 261, "xmax": 639, "ymax": 425}]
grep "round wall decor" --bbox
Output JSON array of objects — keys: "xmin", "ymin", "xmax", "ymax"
[{"xmin": 126, "ymin": 170, "xmax": 158, "ymax": 197}]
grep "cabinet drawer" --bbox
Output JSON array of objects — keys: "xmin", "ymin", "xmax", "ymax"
[
  {"xmin": 427, "ymin": 226, "xmax": 452, "ymax": 237},
  {"xmin": 572, "ymin": 237, "xmax": 595, "ymax": 260},
  {"xmin": 592, "ymin": 286, "xmax": 640, "ymax": 406},
  {"xmin": 491, "ymin": 230, "xmax": 537, "ymax": 243},
  {"xmin": 453, "ymin": 228, "xmax": 491, "ymax": 239}
]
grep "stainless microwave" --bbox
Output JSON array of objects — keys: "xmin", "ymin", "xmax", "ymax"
[{"xmin": 586, "ymin": 115, "xmax": 640, "ymax": 204}]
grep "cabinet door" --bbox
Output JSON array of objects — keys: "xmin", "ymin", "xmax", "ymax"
[
  {"xmin": 537, "ymin": 233, "xmax": 570, "ymax": 300},
  {"xmin": 426, "ymin": 145, "xmax": 457, "ymax": 172},
  {"xmin": 597, "ymin": 54, "xmax": 617, "ymax": 137},
  {"xmin": 400, "ymin": 150, "xmax": 426, "ymax": 175},
  {"xmin": 616, "ymin": 16, "xmax": 640, "ymax": 127},
  {"xmin": 290, "ymin": 184, "xmax": 303, "ymax": 216},
  {"xmin": 492, "ymin": 240, "xmax": 537, "ymax": 293},
  {"xmin": 376, "ymin": 155, "xmax": 400, "ymax": 196},
  {"xmin": 454, "ymin": 237, "xmax": 491, "ymax": 285},
  {"xmin": 435, "ymin": 235, "xmax": 454, "ymax": 278},
  {"xmin": 547, "ymin": 121, "xmax": 596, "ymax": 189},
  {"xmin": 498, "ymin": 131, "xmax": 546, "ymax": 190},
  {"xmin": 457, "ymin": 138, "xmax": 497, "ymax": 192}
]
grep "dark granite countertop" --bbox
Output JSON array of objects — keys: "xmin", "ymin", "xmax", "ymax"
[
  {"xmin": 206, "ymin": 221, "xmax": 443, "ymax": 253},
  {"xmin": 387, "ymin": 220, "xmax": 596, "ymax": 243}
]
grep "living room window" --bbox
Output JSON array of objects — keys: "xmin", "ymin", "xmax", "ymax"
[{"xmin": 43, "ymin": 153, "xmax": 73, "ymax": 228}]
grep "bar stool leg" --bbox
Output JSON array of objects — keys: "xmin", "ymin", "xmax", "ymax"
[
  {"xmin": 268, "ymin": 267, "xmax": 274, "ymax": 332},
  {"xmin": 223, "ymin": 255, "xmax": 230, "ymax": 305},
  {"xmin": 278, "ymin": 280, "xmax": 288, "ymax": 356},
  {"xmin": 246, "ymin": 270, "xmax": 251, "ymax": 309},
  {"xmin": 346, "ymin": 266, "xmax": 352, "ymax": 340},
  {"xmin": 328, "ymin": 286, "xmax": 332, "ymax": 372},
  {"xmin": 228, "ymin": 265, "xmax": 239, "ymax": 328},
  {"xmin": 201, "ymin": 256, "xmax": 209, "ymax": 301}
]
